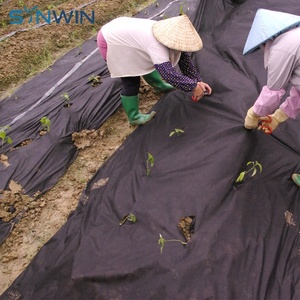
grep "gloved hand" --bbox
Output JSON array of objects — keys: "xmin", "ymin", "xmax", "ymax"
[
  {"xmin": 258, "ymin": 108, "xmax": 289, "ymax": 134},
  {"xmin": 244, "ymin": 106, "xmax": 260, "ymax": 129}
]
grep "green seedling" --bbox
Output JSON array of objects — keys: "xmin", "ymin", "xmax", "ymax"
[
  {"xmin": 158, "ymin": 233, "xmax": 187, "ymax": 254},
  {"xmin": 119, "ymin": 212, "xmax": 137, "ymax": 225},
  {"xmin": 235, "ymin": 161, "xmax": 262, "ymax": 183},
  {"xmin": 169, "ymin": 128, "xmax": 184, "ymax": 137},
  {"xmin": 146, "ymin": 152, "xmax": 154, "ymax": 176},
  {"xmin": 0, "ymin": 126, "xmax": 13, "ymax": 147},
  {"xmin": 62, "ymin": 92, "xmax": 71, "ymax": 107},
  {"xmin": 88, "ymin": 75, "xmax": 102, "ymax": 86},
  {"xmin": 40, "ymin": 117, "xmax": 51, "ymax": 132}
]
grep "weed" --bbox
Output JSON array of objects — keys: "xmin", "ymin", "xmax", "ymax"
[
  {"xmin": 21, "ymin": 47, "xmax": 53, "ymax": 76},
  {"xmin": 0, "ymin": 47, "xmax": 52, "ymax": 92},
  {"xmin": 146, "ymin": 152, "xmax": 154, "ymax": 176},
  {"xmin": 158, "ymin": 233, "xmax": 187, "ymax": 254},
  {"xmin": 0, "ymin": 125, "xmax": 13, "ymax": 147},
  {"xmin": 0, "ymin": 19, "xmax": 8, "ymax": 28},
  {"xmin": 70, "ymin": 30, "xmax": 80, "ymax": 41},
  {"xmin": 91, "ymin": 28, "xmax": 98, "ymax": 36},
  {"xmin": 40, "ymin": 117, "xmax": 51, "ymax": 132},
  {"xmin": 235, "ymin": 161, "xmax": 262, "ymax": 183}
]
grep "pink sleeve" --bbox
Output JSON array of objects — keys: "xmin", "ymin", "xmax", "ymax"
[
  {"xmin": 280, "ymin": 87, "xmax": 300, "ymax": 119},
  {"xmin": 253, "ymin": 85, "xmax": 285, "ymax": 116}
]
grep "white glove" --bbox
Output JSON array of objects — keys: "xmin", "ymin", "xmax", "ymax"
[
  {"xmin": 244, "ymin": 107, "xmax": 260, "ymax": 129},
  {"xmin": 258, "ymin": 108, "xmax": 288, "ymax": 134}
]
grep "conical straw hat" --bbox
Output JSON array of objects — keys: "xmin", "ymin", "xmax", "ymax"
[
  {"xmin": 243, "ymin": 9, "xmax": 300, "ymax": 55},
  {"xmin": 152, "ymin": 15, "xmax": 203, "ymax": 52}
]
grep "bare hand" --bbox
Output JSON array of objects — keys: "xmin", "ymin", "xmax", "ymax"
[{"xmin": 192, "ymin": 82, "xmax": 212, "ymax": 102}]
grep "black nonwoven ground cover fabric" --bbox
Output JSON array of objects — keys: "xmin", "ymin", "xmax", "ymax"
[
  {"xmin": 0, "ymin": 0, "xmax": 201, "ymax": 245},
  {"xmin": 0, "ymin": 38, "xmax": 122, "ymax": 195},
  {"xmin": 0, "ymin": 36, "xmax": 122, "ymax": 243},
  {"xmin": 2, "ymin": 0, "xmax": 300, "ymax": 299}
]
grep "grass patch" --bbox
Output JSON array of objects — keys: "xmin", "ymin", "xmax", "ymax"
[
  {"xmin": 0, "ymin": 47, "xmax": 53, "ymax": 92},
  {"xmin": 21, "ymin": 47, "xmax": 53, "ymax": 75}
]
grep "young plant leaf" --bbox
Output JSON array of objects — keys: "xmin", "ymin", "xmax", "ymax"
[
  {"xmin": 256, "ymin": 161, "xmax": 263, "ymax": 173},
  {"xmin": 251, "ymin": 168, "xmax": 257, "ymax": 177},
  {"xmin": 158, "ymin": 234, "xmax": 165, "ymax": 254},
  {"xmin": 0, "ymin": 131, "xmax": 6, "ymax": 140},
  {"xmin": 119, "ymin": 212, "xmax": 137, "ymax": 225},
  {"xmin": 40, "ymin": 116, "xmax": 51, "ymax": 132},
  {"xmin": 235, "ymin": 171, "xmax": 245, "ymax": 183},
  {"xmin": 147, "ymin": 152, "xmax": 154, "ymax": 167},
  {"xmin": 146, "ymin": 152, "xmax": 154, "ymax": 176},
  {"xmin": 236, "ymin": 160, "xmax": 263, "ymax": 183},
  {"xmin": 0, "ymin": 126, "xmax": 12, "ymax": 146},
  {"xmin": 158, "ymin": 233, "xmax": 187, "ymax": 254},
  {"xmin": 62, "ymin": 93, "xmax": 70, "ymax": 101},
  {"xmin": 128, "ymin": 213, "xmax": 136, "ymax": 223},
  {"xmin": 175, "ymin": 129, "xmax": 184, "ymax": 134},
  {"xmin": 169, "ymin": 128, "xmax": 184, "ymax": 137}
]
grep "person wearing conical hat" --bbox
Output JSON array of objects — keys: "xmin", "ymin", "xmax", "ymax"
[
  {"xmin": 97, "ymin": 14, "xmax": 212, "ymax": 125},
  {"xmin": 243, "ymin": 9, "xmax": 300, "ymax": 134}
]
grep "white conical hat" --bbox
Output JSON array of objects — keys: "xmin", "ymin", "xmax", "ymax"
[
  {"xmin": 243, "ymin": 9, "xmax": 300, "ymax": 55},
  {"xmin": 152, "ymin": 15, "xmax": 203, "ymax": 52}
]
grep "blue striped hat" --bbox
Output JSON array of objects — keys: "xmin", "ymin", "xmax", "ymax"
[{"xmin": 243, "ymin": 9, "xmax": 300, "ymax": 55}]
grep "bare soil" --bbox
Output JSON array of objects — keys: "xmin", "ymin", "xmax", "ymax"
[{"xmin": 0, "ymin": 0, "xmax": 159, "ymax": 294}]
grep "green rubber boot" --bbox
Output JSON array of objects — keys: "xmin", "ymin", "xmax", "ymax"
[
  {"xmin": 121, "ymin": 95, "xmax": 156, "ymax": 125},
  {"xmin": 292, "ymin": 173, "xmax": 300, "ymax": 187},
  {"xmin": 143, "ymin": 70, "xmax": 174, "ymax": 93}
]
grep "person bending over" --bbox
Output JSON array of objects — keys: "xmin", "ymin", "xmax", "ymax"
[
  {"xmin": 243, "ymin": 9, "xmax": 300, "ymax": 134},
  {"xmin": 97, "ymin": 14, "xmax": 212, "ymax": 125}
]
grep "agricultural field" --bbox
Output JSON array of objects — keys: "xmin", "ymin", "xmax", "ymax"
[{"xmin": 0, "ymin": 0, "xmax": 158, "ymax": 293}]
